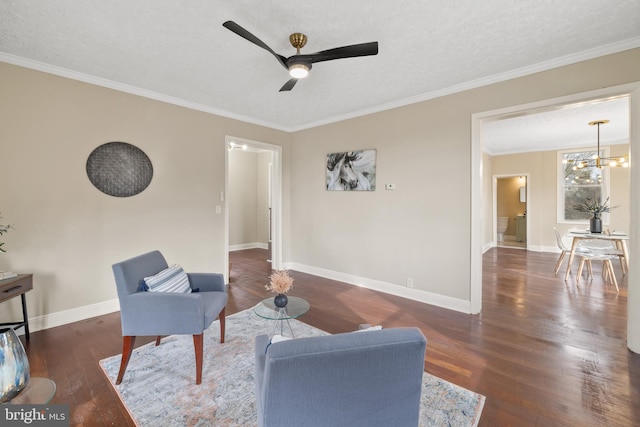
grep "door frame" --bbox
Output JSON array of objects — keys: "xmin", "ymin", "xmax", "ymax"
[
  {"xmin": 224, "ymin": 135, "xmax": 283, "ymax": 281},
  {"xmin": 471, "ymin": 81, "xmax": 639, "ymax": 316},
  {"xmin": 493, "ymin": 174, "xmax": 529, "ymax": 248}
]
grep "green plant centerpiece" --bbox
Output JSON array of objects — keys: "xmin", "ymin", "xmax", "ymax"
[
  {"xmin": 574, "ymin": 197, "xmax": 616, "ymax": 233},
  {"xmin": 265, "ymin": 270, "xmax": 294, "ymax": 308},
  {"xmin": 0, "ymin": 213, "xmax": 13, "ymax": 253}
]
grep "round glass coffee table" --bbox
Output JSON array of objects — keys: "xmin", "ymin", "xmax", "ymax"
[{"xmin": 254, "ymin": 296, "xmax": 310, "ymax": 338}]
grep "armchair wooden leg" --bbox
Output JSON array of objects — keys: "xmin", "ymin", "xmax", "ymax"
[
  {"xmin": 219, "ymin": 307, "xmax": 226, "ymax": 344},
  {"xmin": 116, "ymin": 336, "xmax": 136, "ymax": 385},
  {"xmin": 193, "ymin": 334, "xmax": 203, "ymax": 385},
  {"xmin": 155, "ymin": 336, "xmax": 162, "ymax": 346}
]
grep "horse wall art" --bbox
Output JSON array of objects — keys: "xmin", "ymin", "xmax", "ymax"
[{"xmin": 326, "ymin": 149, "xmax": 376, "ymax": 191}]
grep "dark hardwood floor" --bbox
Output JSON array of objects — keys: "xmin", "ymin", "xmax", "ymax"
[{"xmin": 18, "ymin": 247, "xmax": 640, "ymax": 426}]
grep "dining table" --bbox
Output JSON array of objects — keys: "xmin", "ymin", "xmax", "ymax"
[{"xmin": 564, "ymin": 229, "xmax": 629, "ymax": 280}]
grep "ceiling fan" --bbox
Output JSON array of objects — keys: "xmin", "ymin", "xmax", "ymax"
[{"xmin": 222, "ymin": 21, "xmax": 379, "ymax": 92}]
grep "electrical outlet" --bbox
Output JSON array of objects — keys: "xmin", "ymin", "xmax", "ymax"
[
  {"xmin": 385, "ymin": 183, "xmax": 396, "ymax": 190},
  {"xmin": 406, "ymin": 277, "xmax": 414, "ymax": 288}
]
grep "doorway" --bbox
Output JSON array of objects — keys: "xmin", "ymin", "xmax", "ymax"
[
  {"xmin": 471, "ymin": 81, "xmax": 639, "ymax": 315},
  {"xmin": 494, "ymin": 175, "xmax": 528, "ymax": 249},
  {"xmin": 225, "ymin": 135, "xmax": 283, "ymax": 283}
]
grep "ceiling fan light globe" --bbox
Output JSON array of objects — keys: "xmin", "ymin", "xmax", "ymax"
[{"xmin": 289, "ymin": 64, "xmax": 309, "ymax": 79}]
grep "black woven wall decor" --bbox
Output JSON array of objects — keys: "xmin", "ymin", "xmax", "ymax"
[{"xmin": 86, "ymin": 142, "xmax": 153, "ymax": 197}]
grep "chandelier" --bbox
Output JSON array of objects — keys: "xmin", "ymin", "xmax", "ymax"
[{"xmin": 571, "ymin": 120, "xmax": 629, "ymax": 169}]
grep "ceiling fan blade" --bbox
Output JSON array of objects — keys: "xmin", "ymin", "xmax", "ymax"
[
  {"xmin": 297, "ymin": 41, "xmax": 379, "ymax": 64},
  {"xmin": 279, "ymin": 78, "xmax": 298, "ymax": 92},
  {"xmin": 222, "ymin": 21, "xmax": 287, "ymax": 69}
]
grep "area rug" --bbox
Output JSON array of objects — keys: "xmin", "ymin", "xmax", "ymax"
[{"xmin": 99, "ymin": 307, "xmax": 485, "ymax": 426}]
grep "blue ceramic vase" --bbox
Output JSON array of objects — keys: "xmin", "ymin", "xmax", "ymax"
[
  {"xmin": 0, "ymin": 327, "xmax": 30, "ymax": 403},
  {"xmin": 274, "ymin": 294, "xmax": 288, "ymax": 308}
]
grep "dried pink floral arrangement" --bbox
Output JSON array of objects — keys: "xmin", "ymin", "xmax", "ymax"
[{"xmin": 265, "ymin": 270, "xmax": 294, "ymax": 294}]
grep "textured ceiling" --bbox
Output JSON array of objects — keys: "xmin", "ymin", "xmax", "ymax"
[{"xmin": 1, "ymin": 1, "xmax": 639, "ymax": 152}]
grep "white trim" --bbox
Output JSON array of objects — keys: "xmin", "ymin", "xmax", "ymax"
[
  {"xmin": 3, "ymin": 35, "xmax": 640, "ymax": 132},
  {"xmin": 540, "ymin": 246, "xmax": 561, "ymax": 253},
  {"xmin": 286, "ymin": 38, "xmax": 640, "ymax": 131},
  {"xmin": 284, "ymin": 262, "xmax": 471, "ymax": 314},
  {"xmin": 0, "ymin": 53, "xmax": 290, "ymax": 133},
  {"xmin": 627, "ymin": 85, "xmax": 640, "ymax": 353},
  {"xmin": 14, "ymin": 299, "xmax": 120, "ymax": 336},
  {"xmin": 470, "ymin": 113, "xmax": 483, "ymax": 314},
  {"xmin": 4, "ymin": 240, "xmax": 550, "ymax": 335},
  {"xmin": 229, "ymin": 242, "xmax": 268, "ymax": 251}
]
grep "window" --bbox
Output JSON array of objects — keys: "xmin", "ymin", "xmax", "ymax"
[{"xmin": 558, "ymin": 148, "xmax": 610, "ymax": 223}]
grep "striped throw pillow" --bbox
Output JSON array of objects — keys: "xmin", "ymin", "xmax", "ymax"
[{"xmin": 144, "ymin": 264, "xmax": 192, "ymax": 293}]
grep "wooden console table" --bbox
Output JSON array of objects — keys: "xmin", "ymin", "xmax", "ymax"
[{"xmin": 0, "ymin": 274, "xmax": 33, "ymax": 340}]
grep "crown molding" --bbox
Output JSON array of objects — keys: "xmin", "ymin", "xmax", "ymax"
[
  {"xmin": 0, "ymin": 52, "xmax": 290, "ymax": 132},
  {"xmin": 288, "ymin": 37, "xmax": 640, "ymax": 131}
]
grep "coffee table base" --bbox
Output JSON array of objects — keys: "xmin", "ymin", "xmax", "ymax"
[{"xmin": 253, "ymin": 296, "xmax": 310, "ymax": 338}]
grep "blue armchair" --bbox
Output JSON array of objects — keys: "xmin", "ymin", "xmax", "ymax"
[
  {"xmin": 254, "ymin": 327, "xmax": 427, "ymax": 427},
  {"xmin": 112, "ymin": 250, "xmax": 227, "ymax": 385}
]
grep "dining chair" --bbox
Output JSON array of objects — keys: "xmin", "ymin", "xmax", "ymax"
[
  {"xmin": 575, "ymin": 239, "xmax": 620, "ymax": 293},
  {"xmin": 553, "ymin": 227, "xmax": 571, "ymax": 275},
  {"xmin": 603, "ymin": 229, "xmax": 627, "ymax": 275},
  {"xmin": 553, "ymin": 227, "xmax": 589, "ymax": 275}
]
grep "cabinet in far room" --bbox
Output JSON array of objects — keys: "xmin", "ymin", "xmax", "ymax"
[{"xmin": 516, "ymin": 216, "xmax": 527, "ymax": 243}]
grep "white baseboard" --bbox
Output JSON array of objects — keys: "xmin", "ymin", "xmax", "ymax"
[
  {"xmin": 283, "ymin": 262, "xmax": 472, "ymax": 314},
  {"xmin": 229, "ymin": 242, "xmax": 268, "ymax": 252},
  {"xmin": 16, "ymin": 299, "xmax": 120, "ymax": 336},
  {"xmin": 489, "ymin": 243, "xmax": 554, "ymax": 253},
  {"xmin": 20, "ymin": 245, "xmax": 564, "ymax": 334}
]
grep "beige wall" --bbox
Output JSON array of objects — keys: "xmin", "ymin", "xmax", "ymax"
[
  {"xmin": 290, "ymin": 102, "xmax": 473, "ymax": 302},
  {"xmin": 229, "ymin": 150, "xmax": 258, "ymax": 246},
  {"xmin": 490, "ymin": 145, "xmax": 630, "ymax": 251},
  {"xmin": 1, "ymin": 48, "xmax": 639, "ymax": 326},
  {"xmin": 0, "ymin": 62, "xmax": 290, "ymax": 327}
]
